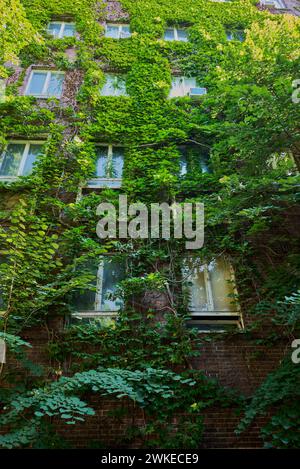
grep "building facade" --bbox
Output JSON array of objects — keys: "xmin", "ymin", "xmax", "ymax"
[{"xmin": 0, "ymin": 0, "xmax": 299, "ymax": 449}]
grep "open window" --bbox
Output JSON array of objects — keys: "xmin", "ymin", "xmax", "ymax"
[
  {"xmin": 25, "ymin": 70, "xmax": 64, "ymax": 98},
  {"xmin": 0, "ymin": 141, "xmax": 45, "ymax": 181},
  {"xmin": 86, "ymin": 145, "xmax": 124, "ymax": 189},
  {"xmin": 70, "ymin": 257, "xmax": 125, "ymax": 325},
  {"xmin": 105, "ymin": 23, "xmax": 131, "ymax": 39},
  {"xmin": 47, "ymin": 21, "xmax": 76, "ymax": 38},
  {"xmin": 182, "ymin": 256, "xmax": 243, "ymax": 332},
  {"xmin": 169, "ymin": 76, "xmax": 206, "ymax": 99},
  {"xmin": 100, "ymin": 74, "xmax": 127, "ymax": 97},
  {"xmin": 164, "ymin": 27, "xmax": 188, "ymax": 42}
]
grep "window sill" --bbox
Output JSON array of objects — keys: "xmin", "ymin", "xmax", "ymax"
[
  {"xmin": 24, "ymin": 94, "xmax": 62, "ymax": 99},
  {"xmin": 86, "ymin": 178, "xmax": 122, "ymax": 189},
  {"xmin": 189, "ymin": 310, "xmax": 240, "ymax": 317},
  {"xmin": 72, "ymin": 311, "xmax": 119, "ymax": 317},
  {"xmin": 0, "ymin": 176, "xmax": 19, "ymax": 182}
]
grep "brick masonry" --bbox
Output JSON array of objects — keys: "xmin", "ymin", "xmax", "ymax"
[{"xmin": 9, "ymin": 320, "xmax": 287, "ymax": 449}]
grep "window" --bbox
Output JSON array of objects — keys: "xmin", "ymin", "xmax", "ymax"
[
  {"xmin": 179, "ymin": 146, "xmax": 210, "ymax": 176},
  {"xmin": 87, "ymin": 145, "xmax": 124, "ymax": 189},
  {"xmin": 164, "ymin": 27, "xmax": 188, "ymax": 42},
  {"xmin": 260, "ymin": 0, "xmax": 285, "ymax": 8},
  {"xmin": 47, "ymin": 21, "xmax": 76, "ymax": 38},
  {"xmin": 169, "ymin": 76, "xmax": 206, "ymax": 99},
  {"xmin": 71, "ymin": 257, "xmax": 125, "ymax": 324},
  {"xmin": 105, "ymin": 23, "xmax": 131, "ymax": 39},
  {"xmin": 0, "ymin": 141, "xmax": 44, "ymax": 180},
  {"xmin": 169, "ymin": 76, "xmax": 197, "ymax": 98},
  {"xmin": 25, "ymin": 70, "xmax": 64, "ymax": 98},
  {"xmin": 100, "ymin": 74, "xmax": 127, "ymax": 97},
  {"xmin": 183, "ymin": 257, "xmax": 242, "ymax": 331},
  {"xmin": 226, "ymin": 30, "xmax": 245, "ymax": 41}
]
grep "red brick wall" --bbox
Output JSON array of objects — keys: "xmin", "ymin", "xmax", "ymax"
[{"xmin": 9, "ymin": 321, "xmax": 286, "ymax": 449}]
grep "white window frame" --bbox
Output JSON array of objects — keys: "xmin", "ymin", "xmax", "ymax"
[
  {"xmin": 164, "ymin": 26, "xmax": 188, "ymax": 42},
  {"xmin": 47, "ymin": 21, "xmax": 76, "ymax": 39},
  {"xmin": 260, "ymin": 0, "xmax": 286, "ymax": 9},
  {"xmin": 0, "ymin": 140, "xmax": 44, "ymax": 182},
  {"xmin": 71, "ymin": 257, "xmax": 124, "ymax": 322},
  {"xmin": 25, "ymin": 70, "xmax": 65, "ymax": 98},
  {"xmin": 105, "ymin": 23, "xmax": 131, "ymax": 39},
  {"xmin": 87, "ymin": 144, "xmax": 124, "ymax": 189}
]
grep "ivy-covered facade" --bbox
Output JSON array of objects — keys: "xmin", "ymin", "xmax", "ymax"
[{"xmin": 0, "ymin": 0, "xmax": 299, "ymax": 449}]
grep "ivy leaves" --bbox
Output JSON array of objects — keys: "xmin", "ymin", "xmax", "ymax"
[{"xmin": 0, "ymin": 366, "xmax": 195, "ymax": 448}]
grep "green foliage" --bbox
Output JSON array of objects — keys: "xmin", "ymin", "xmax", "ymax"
[
  {"xmin": 0, "ymin": 366, "xmax": 208, "ymax": 448},
  {"xmin": 237, "ymin": 357, "xmax": 300, "ymax": 448},
  {"xmin": 0, "ymin": 0, "xmax": 39, "ymax": 77}
]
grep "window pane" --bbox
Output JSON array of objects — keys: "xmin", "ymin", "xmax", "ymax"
[
  {"xmin": 112, "ymin": 148, "xmax": 124, "ymax": 178},
  {"xmin": 113, "ymin": 76, "xmax": 126, "ymax": 96},
  {"xmin": 72, "ymin": 259, "xmax": 99, "ymax": 311},
  {"xmin": 100, "ymin": 258, "xmax": 125, "ymax": 311},
  {"xmin": 208, "ymin": 258, "xmax": 236, "ymax": 312},
  {"xmin": 164, "ymin": 28, "xmax": 175, "ymax": 41},
  {"xmin": 183, "ymin": 259, "xmax": 209, "ymax": 312},
  {"xmin": 22, "ymin": 144, "xmax": 42, "ymax": 176},
  {"xmin": 0, "ymin": 143, "xmax": 25, "ymax": 176},
  {"xmin": 177, "ymin": 28, "xmax": 188, "ymax": 41},
  {"xmin": 179, "ymin": 153, "xmax": 188, "ymax": 175},
  {"xmin": 101, "ymin": 74, "xmax": 126, "ymax": 96},
  {"xmin": 63, "ymin": 23, "xmax": 75, "ymax": 37},
  {"xmin": 47, "ymin": 73, "xmax": 64, "ymax": 97},
  {"xmin": 95, "ymin": 147, "xmax": 108, "ymax": 177},
  {"xmin": 26, "ymin": 72, "xmax": 47, "ymax": 95},
  {"xmin": 170, "ymin": 76, "xmax": 182, "ymax": 97},
  {"xmin": 179, "ymin": 147, "xmax": 210, "ymax": 174},
  {"xmin": 235, "ymin": 31, "xmax": 245, "ymax": 41},
  {"xmin": 185, "ymin": 77, "xmax": 197, "ymax": 90},
  {"xmin": 120, "ymin": 25, "xmax": 131, "ymax": 38},
  {"xmin": 226, "ymin": 30, "xmax": 233, "ymax": 40},
  {"xmin": 170, "ymin": 76, "xmax": 195, "ymax": 97},
  {"xmin": 199, "ymin": 155, "xmax": 210, "ymax": 173},
  {"xmin": 106, "ymin": 24, "xmax": 119, "ymax": 38},
  {"xmin": 47, "ymin": 22, "xmax": 61, "ymax": 38}
]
